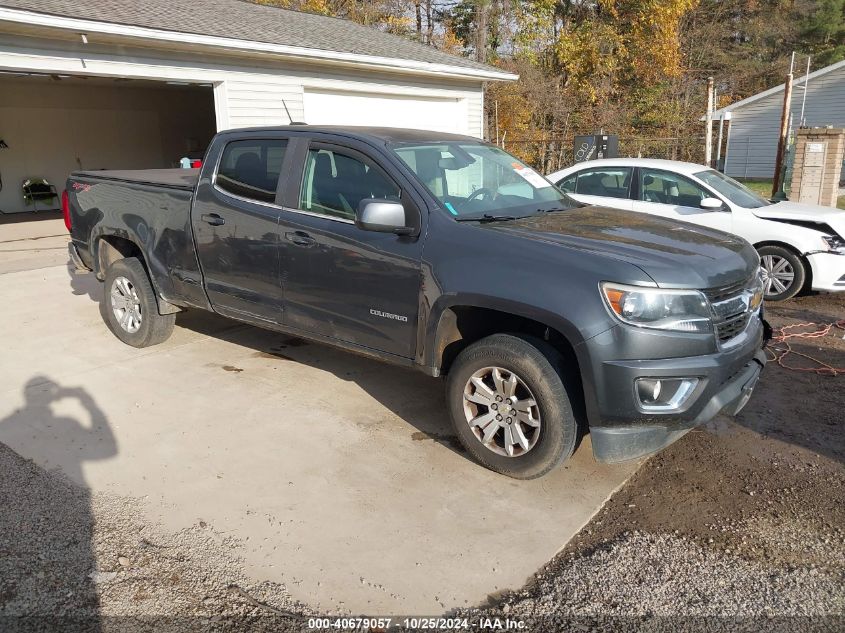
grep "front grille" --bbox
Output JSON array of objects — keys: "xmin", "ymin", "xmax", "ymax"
[
  {"xmin": 706, "ymin": 275, "xmax": 756, "ymax": 345},
  {"xmin": 705, "ymin": 279, "xmax": 749, "ymax": 304},
  {"xmin": 716, "ymin": 312, "xmax": 751, "ymax": 343}
]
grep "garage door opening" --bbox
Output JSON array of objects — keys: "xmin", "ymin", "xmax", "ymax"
[{"xmin": 0, "ymin": 73, "xmax": 216, "ymax": 216}]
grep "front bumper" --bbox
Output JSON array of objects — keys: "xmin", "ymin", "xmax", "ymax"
[
  {"xmin": 583, "ymin": 316, "xmax": 767, "ymax": 463},
  {"xmin": 807, "ymin": 252, "xmax": 845, "ymax": 291}
]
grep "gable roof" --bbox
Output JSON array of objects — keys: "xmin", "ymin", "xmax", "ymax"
[
  {"xmin": 0, "ymin": 0, "xmax": 517, "ymax": 81},
  {"xmin": 713, "ymin": 59, "xmax": 845, "ymax": 116}
]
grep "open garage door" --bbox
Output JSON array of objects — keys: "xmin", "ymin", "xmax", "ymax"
[
  {"xmin": 0, "ymin": 74, "xmax": 216, "ymax": 215},
  {"xmin": 303, "ymin": 90, "xmax": 468, "ymax": 134}
]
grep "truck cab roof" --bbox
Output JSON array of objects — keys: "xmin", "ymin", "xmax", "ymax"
[{"xmin": 222, "ymin": 125, "xmax": 480, "ymax": 146}]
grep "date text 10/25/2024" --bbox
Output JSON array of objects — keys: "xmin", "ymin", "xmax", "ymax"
[{"xmin": 307, "ymin": 617, "xmax": 527, "ymax": 630}]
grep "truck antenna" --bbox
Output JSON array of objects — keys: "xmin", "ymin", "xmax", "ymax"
[{"xmin": 282, "ymin": 99, "xmax": 307, "ymax": 126}]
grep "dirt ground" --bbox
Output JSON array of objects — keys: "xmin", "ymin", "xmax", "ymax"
[
  {"xmin": 574, "ymin": 290, "xmax": 845, "ymax": 558},
  {"xmin": 468, "ymin": 290, "xmax": 845, "ymax": 631}
]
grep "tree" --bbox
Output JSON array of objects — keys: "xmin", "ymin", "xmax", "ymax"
[
  {"xmin": 798, "ymin": 0, "xmax": 845, "ymax": 65},
  {"xmin": 247, "ymin": 0, "xmax": 838, "ymax": 169}
]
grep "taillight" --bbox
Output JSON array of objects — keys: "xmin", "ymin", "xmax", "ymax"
[
  {"xmin": 190, "ymin": 159, "xmax": 202, "ymax": 168},
  {"xmin": 61, "ymin": 190, "xmax": 71, "ymax": 232}
]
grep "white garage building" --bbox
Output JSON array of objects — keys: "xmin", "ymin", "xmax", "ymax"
[{"xmin": 0, "ymin": 0, "xmax": 515, "ymax": 214}]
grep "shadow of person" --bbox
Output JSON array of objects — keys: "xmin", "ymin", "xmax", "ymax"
[
  {"xmin": 66, "ymin": 260, "xmax": 101, "ymax": 303},
  {"xmin": 0, "ymin": 377, "xmax": 117, "ymax": 632}
]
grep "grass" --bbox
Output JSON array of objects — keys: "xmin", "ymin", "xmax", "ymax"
[
  {"xmin": 738, "ymin": 179, "xmax": 775, "ymax": 198},
  {"xmin": 736, "ymin": 179, "xmax": 845, "ymax": 210}
]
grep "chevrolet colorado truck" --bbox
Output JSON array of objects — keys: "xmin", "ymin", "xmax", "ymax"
[{"xmin": 65, "ymin": 126, "xmax": 768, "ymax": 479}]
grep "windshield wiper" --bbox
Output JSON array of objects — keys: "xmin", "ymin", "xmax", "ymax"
[{"xmin": 454, "ymin": 213, "xmax": 520, "ymax": 223}]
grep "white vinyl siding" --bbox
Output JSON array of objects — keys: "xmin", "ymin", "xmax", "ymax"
[
  {"xmin": 221, "ymin": 79, "xmax": 304, "ymax": 129},
  {"xmin": 724, "ymin": 65, "xmax": 845, "ymax": 179},
  {"xmin": 466, "ymin": 91, "xmax": 484, "ymax": 139},
  {"xmin": 0, "ymin": 33, "xmax": 487, "ymax": 136},
  {"xmin": 302, "ymin": 89, "xmax": 468, "ymax": 134}
]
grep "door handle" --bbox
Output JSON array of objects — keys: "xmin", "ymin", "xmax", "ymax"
[
  {"xmin": 201, "ymin": 213, "xmax": 225, "ymax": 226},
  {"xmin": 285, "ymin": 231, "xmax": 316, "ymax": 247}
]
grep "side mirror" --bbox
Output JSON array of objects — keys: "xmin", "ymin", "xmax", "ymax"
[
  {"xmin": 356, "ymin": 199, "xmax": 414, "ymax": 235},
  {"xmin": 700, "ymin": 197, "xmax": 726, "ymax": 211}
]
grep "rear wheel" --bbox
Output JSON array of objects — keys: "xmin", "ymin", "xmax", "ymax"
[
  {"xmin": 446, "ymin": 334, "xmax": 578, "ymax": 479},
  {"xmin": 101, "ymin": 257, "xmax": 175, "ymax": 347},
  {"xmin": 757, "ymin": 245, "xmax": 806, "ymax": 301}
]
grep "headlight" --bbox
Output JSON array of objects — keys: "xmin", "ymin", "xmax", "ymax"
[
  {"xmin": 822, "ymin": 235, "xmax": 845, "ymax": 253},
  {"xmin": 601, "ymin": 282, "xmax": 713, "ymax": 333}
]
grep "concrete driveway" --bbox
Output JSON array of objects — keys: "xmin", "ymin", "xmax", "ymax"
[{"xmin": 0, "ymin": 217, "xmax": 638, "ymax": 614}]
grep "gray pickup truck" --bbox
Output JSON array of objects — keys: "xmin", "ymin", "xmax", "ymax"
[{"xmin": 65, "ymin": 126, "xmax": 768, "ymax": 479}]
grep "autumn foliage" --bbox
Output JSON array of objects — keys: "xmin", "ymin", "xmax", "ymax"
[{"xmin": 253, "ymin": 1, "xmax": 845, "ymax": 171}]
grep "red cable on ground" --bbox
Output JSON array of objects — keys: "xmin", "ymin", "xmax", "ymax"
[{"xmin": 765, "ymin": 320, "xmax": 845, "ymax": 376}]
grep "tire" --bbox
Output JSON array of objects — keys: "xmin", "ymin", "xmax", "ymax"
[
  {"xmin": 446, "ymin": 333, "xmax": 578, "ymax": 479},
  {"xmin": 757, "ymin": 245, "xmax": 806, "ymax": 301},
  {"xmin": 101, "ymin": 257, "xmax": 175, "ymax": 348}
]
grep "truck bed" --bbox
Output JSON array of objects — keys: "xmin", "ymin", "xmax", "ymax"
[{"xmin": 74, "ymin": 169, "xmax": 199, "ymax": 191}]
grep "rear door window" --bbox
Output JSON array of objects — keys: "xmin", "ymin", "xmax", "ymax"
[
  {"xmin": 216, "ymin": 139, "xmax": 287, "ymax": 204},
  {"xmin": 573, "ymin": 167, "xmax": 632, "ymax": 199},
  {"xmin": 639, "ymin": 168, "xmax": 709, "ymax": 207}
]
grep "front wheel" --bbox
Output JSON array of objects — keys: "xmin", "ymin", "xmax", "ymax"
[
  {"xmin": 446, "ymin": 334, "xmax": 578, "ymax": 479},
  {"xmin": 101, "ymin": 257, "xmax": 175, "ymax": 348},
  {"xmin": 757, "ymin": 245, "xmax": 806, "ymax": 301}
]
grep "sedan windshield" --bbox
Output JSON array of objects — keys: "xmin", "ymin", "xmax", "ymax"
[
  {"xmin": 694, "ymin": 169, "xmax": 771, "ymax": 209},
  {"xmin": 392, "ymin": 142, "xmax": 572, "ymax": 219}
]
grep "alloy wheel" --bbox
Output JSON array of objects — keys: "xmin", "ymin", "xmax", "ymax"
[
  {"xmin": 760, "ymin": 255, "xmax": 795, "ymax": 298},
  {"xmin": 110, "ymin": 276, "xmax": 142, "ymax": 333},
  {"xmin": 462, "ymin": 366, "xmax": 541, "ymax": 457}
]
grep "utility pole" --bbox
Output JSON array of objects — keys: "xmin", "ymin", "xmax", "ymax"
[
  {"xmin": 799, "ymin": 55, "xmax": 812, "ymax": 127},
  {"xmin": 772, "ymin": 53, "xmax": 795, "ymax": 198},
  {"xmin": 716, "ymin": 113, "xmax": 725, "ymax": 168},
  {"xmin": 705, "ymin": 77, "xmax": 714, "ymax": 167}
]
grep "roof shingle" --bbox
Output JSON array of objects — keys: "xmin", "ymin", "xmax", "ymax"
[{"xmin": 0, "ymin": 0, "xmax": 503, "ymax": 75}]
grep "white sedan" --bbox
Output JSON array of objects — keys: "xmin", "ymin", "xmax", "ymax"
[{"xmin": 547, "ymin": 158, "xmax": 845, "ymax": 300}]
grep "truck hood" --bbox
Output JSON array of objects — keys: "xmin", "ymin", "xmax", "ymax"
[
  {"xmin": 752, "ymin": 201, "xmax": 845, "ymax": 237},
  {"xmin": 482, "ymin": 206, "xmax": 759, "ymax": 289}
]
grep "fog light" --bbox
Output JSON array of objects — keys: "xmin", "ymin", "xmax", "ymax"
[{"xmin": 635, "ymin": 377, "xmax": 699, "ymax": 412}]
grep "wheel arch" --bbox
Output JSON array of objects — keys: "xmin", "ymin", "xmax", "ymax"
[
  {"xmin": 424, "ymin": 299, "xmax": 591, "ymax": 425},
  {"xmin": 93, "ymin": 232, "xmax": 181, "ymax": 315},
  {"xmin": 95, "ymin": 234, "xmax": 143, "ymax": 279},
  {"xmin": 426, "ymin": 300, "xmax": 586, "ymax": 374}
]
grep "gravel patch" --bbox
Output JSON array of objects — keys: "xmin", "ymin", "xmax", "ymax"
[
  {"xmin": 489, "ymin": 532, "xmax": 843, "ymax": 617},
  {"xmin": 0, "ymin": 443, "xmax": 309, "ymax": 631}
]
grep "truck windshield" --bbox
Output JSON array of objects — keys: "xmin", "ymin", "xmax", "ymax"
[
  {"xmin": 693, "ymin": 169, "xmax": 771, "ymax": 209},
  {"xmin": 392, "ymin": 142, "xmax": 572, "ymax": 219}
]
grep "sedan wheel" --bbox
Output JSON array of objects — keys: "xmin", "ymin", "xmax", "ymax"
[
  {"xmin": 760, "ymin": 254, "xmax": 794, "ymax": 297},
  {"xmin": 756, "ymin": 245, "xmax": 806, "ymax": 301}
]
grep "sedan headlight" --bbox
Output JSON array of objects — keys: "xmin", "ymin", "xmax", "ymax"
[
  {"xmin": 821, "ymin": 235, "xmax": 845, "ymax": 254},
  {"xmin": 601, "ymin": 282, "xmax": 713, "ymax": 333}
]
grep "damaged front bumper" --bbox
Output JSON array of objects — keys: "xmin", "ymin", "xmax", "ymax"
[{"xmin": 586, "ymin": 317, "xmax": 770, "ymax": 464}]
